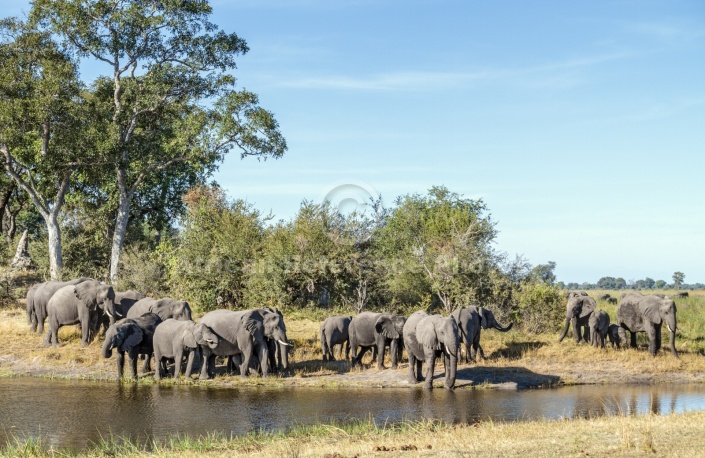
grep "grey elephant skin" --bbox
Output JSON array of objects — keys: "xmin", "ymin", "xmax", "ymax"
[
  {"xmin": 259, "ymin": 307, "xmax": 292, "ymax": 372},
  {"xmin": 199, "ymin": 309, "xmax": 271, "ymax": 379},
  {"xmin": 28, "ymin": 277, "xmax": 91, "ymax": 334},
  {"xmin": 102, "ymin": 313, "xmax": 162, "ymax": 379},
  {"xmin": 451, "ymin": 306, "xmax": 513, "ymax": 363},
  {"xmin": 558, "ymin": 292, "xmax": 597, "ymax": 343},
  {"xmin": 607, "ymin": 324, "xmax": 627, "ymax": 349},
  {"xmin": 403, "ymin": 311, "xmax": 459, "ymax": 389},
  {"xmin": 617, "ymin": 292, "xmax": 678, "ymax": 358},
  {"xmin": 126, "ymin": 297, "xmax": 192, "ymax": 321},
  {"xmin": 44, "ymin": 280, "xmax": 116, "ymax": 347},
  {"xmin": 589, "ymin": 310, "xmax": 610, "ymax": 348},
  {"xmin": 320, "ymin": 315, "xmax": 352, "ymax": 361},
  {"xmin": 348, "ymin": 312, "xmax": 406, "ymax": 369},
  {"xmin": 152, "ymin": 319, "xmax": 219, "ymax": 380}
]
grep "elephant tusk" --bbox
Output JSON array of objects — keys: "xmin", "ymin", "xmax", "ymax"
[
  {"xmin": 277, "ymin": 339, "xmax": 294, "ymax": 347},
  {"xmin": 444, "ymin": 345, "xmax": 451, "ymax": 357},
  {"xmin": 105, "ymin": 309, "xmax": 114, "ymax": 318},
  {"xmin": 206, "ymin": 339, "xmax": 215, "ymax": 344},
  {"xmin": 115, "ymin": 310, "xmax": 123, "ymax": 317},
  {"xmin": 667, "ymin": 324, "xmax": 675, "ymax": 333}
]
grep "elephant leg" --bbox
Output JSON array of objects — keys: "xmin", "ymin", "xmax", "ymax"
[
  {"xmin": 423, "ymin": 354, "xmax": 435, "ymax": 390},
  {"xmin": 376, "ymin": 339, "xmax": 387, "ymax": 370},
  {"xmin": 80, "ymin": 318, "xmax": 91, "ymax": 346},
  {"xmin": 464, "ymin": 340, "xmax": 474, "ymax": 363},
  {"xmin": 630, "ymin": 331, "xmax": 637, "ymax": 349},
  {"xmin": 154, "ymin": 350, "xmax": 163, "ymax": 380},
  {"xmin": 199, "ymin": 348, "xmax": 212, "ymax": 380},
  {"xmin": 344, "ymin": 340, "xmax": 350, "ymax": 361},
  {"xmin": 571, "ymin": 317, "xmax": 581, "ymax": 343},
  {"xmin": 142, "ymin": 353, "xmax": 152, "ymax": 373},
  {"xmin": 655, "ymin": 325, "xmax": 662, "ymax": 353},
  {"xmin": 477, "ymin": 344, "xmax": 486, "ymax": 360},
  {"xmin": 184, "ymin": 351, "xmax": 195, "ymax": 379},
  {"xmin": 129, "ymin": 352, "xmax": 138, "ymax": 379},
  {"xmin": 115, "ymin": 351, "xmax": 125, "ymax": 379},
  {"xmin": 416, "ymin": 359, "xmax": 423, "ymax": 382},
  {"xmin": 174, "ymin": 349, "xmax": 184, "ymax": 379},
  {"xmin": 407, "ymin": 353, "xmax": 418, "ymax": 383},
  {"xmin": 328, "ymin": 340, "xmax": 336, "ymax": 361},
  {"xmin": 582, "ymin": 325, "xmax": 590, "ymax": 344},
  {"xmin": 646, "ymin": 325, "xmax": 658, "ymax": 356}
]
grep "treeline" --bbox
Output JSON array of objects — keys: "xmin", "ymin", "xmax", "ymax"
[
  {"xmin": 560, "ymin": 273, "xmax": 702, "ymax": 292},
  {"xmin": 25, "ymin": 185, "xmax": 563, "ymax": 332}
]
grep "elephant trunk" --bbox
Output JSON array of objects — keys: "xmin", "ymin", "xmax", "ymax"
[
  {"xmin": 102, "ymin": 337, "xmax": 114, "ymax": 358},
  {"xmin": 667, "ymin": 316, "xmax": 679, "ymax": 359},
  {"xmin": 279, "ymin": 339, "xmax": 290, "ymax": 370},
  {"xmin": 445, "ymin": 355, "xmax": 457, "ymax": 389},
  {"xmin": 494, "ymin": 321, "xmax": 513, "ymax": 332},
  {"xmin": 557, "ymin": 318, "xmax": 570, "ymax": 342}
]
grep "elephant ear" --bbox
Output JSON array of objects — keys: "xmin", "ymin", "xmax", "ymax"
[
  {"xmin": 242, "ymin": 313, "xmax": 265, "ymax": 341},
  {"xmin": 578, "ymin": 298, "xmax": 597, "ymax": 319},
  {"xmin": 639, "ymin": 300, "xmax": 662, "ymax": 325},
  {"xmin": 478, "ymin": 307, "xmax": 488, "ymax": 329},
  {"xmin": 119, "ymin": 323, "xmax": 143, "ymax": 351},
  {"xmin": 182, "ymin": 325, "xmax": 198, "ymax": 349},
  {"xmin": 417, "ymin": 320, "xmax": 440, "ymax": 351},
  {"xmin": 375, "ymin": 315, "xmax": 399, "ymax": 339},
  {"xmin": 74, "ymin": 280, "xmax": 98, "ymax": 311}
]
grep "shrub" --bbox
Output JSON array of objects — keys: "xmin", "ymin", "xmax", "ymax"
[{"xmin": 515, "ymin": 281, "xmax": 565, "ymax": 334}]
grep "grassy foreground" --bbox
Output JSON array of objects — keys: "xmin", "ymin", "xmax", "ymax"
[{"xmin": 4, "ymin": 411, "xmax": 705, "ymax": 457}]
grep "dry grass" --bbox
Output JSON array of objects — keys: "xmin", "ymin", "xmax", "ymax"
[{"xmin": 5, "ymin": 411, "xmax": 705, "ymax": 457}]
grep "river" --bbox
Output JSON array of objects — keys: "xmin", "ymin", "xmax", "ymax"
[{"xmin": 2, "ymin": 378, "xmax": 705, "ymax": 451}]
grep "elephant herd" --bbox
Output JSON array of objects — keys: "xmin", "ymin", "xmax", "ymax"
[
  {"xmin": 319, "ymin": 306, "xmax": 514, "ymax": 389},
  {"xmin": 558, "ymin": 291, "xmax": 680, "ymax": 358},
  {"xmin": 24, "ymin": 277, "xmax": 292, "ymax": 381}
]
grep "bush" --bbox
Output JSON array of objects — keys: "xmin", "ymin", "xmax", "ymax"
[{"xmin": 515, "ymin": 281, "xmax": 565, "ymax": 334}]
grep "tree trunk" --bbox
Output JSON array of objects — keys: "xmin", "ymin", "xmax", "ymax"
[
  {"xmin": 109, "ymin": 190, "xmax": 131, "ymax": 281},
  {"xmin": 46, "ymin": 215, "xmax": 63, "ymax": 280}
]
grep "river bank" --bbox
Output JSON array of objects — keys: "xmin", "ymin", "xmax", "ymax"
[{"xmin": 2, "ymin": 307, "xmax": 704, "ymax": 389}]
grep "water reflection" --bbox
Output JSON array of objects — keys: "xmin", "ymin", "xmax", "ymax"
[{"xmin": 1, "ymin": 378, "xmax": 705, "ymax": 452}]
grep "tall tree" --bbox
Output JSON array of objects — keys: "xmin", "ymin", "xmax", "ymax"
[
  {"xmin": 31, "ymin": 0, "xmax": 286, "ymax": 280},
  {"xmin": 673, "ymin": 272, "xmax": 685, "ymax": 289},
  {"xmin": 0, "ymin": 19, "xmax": 89, "ymax": 279}
]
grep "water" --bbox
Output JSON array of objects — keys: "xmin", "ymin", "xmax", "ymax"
[{"xmin": 2, "ymin": 377, "xmax": 705, "ymax": 451}]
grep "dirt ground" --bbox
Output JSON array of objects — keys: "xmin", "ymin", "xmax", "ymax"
[{"xmin": 2, "ymin": 307, "xmax": 704, "ymax": 389}]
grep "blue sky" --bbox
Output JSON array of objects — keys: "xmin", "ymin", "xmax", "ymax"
[{"xmin": 4, "ymin": 1, "xmax": 704, "ymax": 284}]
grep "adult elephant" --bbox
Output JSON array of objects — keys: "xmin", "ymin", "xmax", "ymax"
[
  {"xmin": 258, "ymin": 307, "xmax": 292, "ymax": 372},
  {"xmin": 320, "ymin": 315, "xmax": 352, "ymax": 362},
  {"xmin": 126, "ymin": 297, "xmax": 192, "ymax": 321},
  {"xmin": 557, "ymin": 293, "xmax": 597, "ymax": 344},
  {"xmin": 44, "ymin": 280, "xmax": 116, "ymax": 347},
  {"xmin": 617, "ymin": 292, "xmax": 678, "ymax": 358},
  {"xmin": 348, "ymin": 312, "xmax": 406, "ymax": 370},
  {"xmin": 198, "ymin": 309, "xmax": 271, "ymax": 379},
  {"xmin": 589, "ymin": 310, "xmax": 610, "ymax": 348},
  {"xmin": 102, "ymin": 313, "xmax": 162, "ymax": 379},
  {"xmin": 153, "ymin": 319, "xmax": 220, "ymax": 380},
  {"xmin": 451, "ymin": 305, "xmax": 513, "ymax": 363},
  {"xmin": 403, "ymin": 311, "xmax": 459, "ymax": 390},
  {"xmin": 29, "ymin": 277, "xmax": 91, "ymax": 334},
  {"xmin": 95, "ymin": 290, "xmax": 146, "ymax": 336}
]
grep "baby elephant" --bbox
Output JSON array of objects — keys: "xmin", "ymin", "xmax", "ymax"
[
  {"xmin": 102, "ymin": 313, "xmax": 162, "ymax": 379},
  {"xmin": 589, "ymin": 310, "xmax": 610, "ymax": 348},
  {"xmin": 607, "ymin": 324, "xmax": 627, "ymax": 349},
  {"xmin": 152, "ymin": 319, "xmax": 220, "ymax": 380},
  {"xmin": 320, "ymin": 315, "xmax": 352, "ymax": 362}
]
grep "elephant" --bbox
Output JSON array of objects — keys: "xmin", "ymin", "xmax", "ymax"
[
  {"xmin": 617, "ymin": 292, "xmax": 678, "ymax": 358},
  {"xmin": 607, "ymin": 297, "xmax": 618, "ymax": 305},
  {"xmin": 675, "ymin": 292, "xmax": 689, "ymax": 298},
  {"xmin": 28, "ymin": 277, "xmax": 91, "ymax": 333},
  {"xmin": 102, "ymin": 313, "xmax": 162, "ymax": 379},
  {"xmin": 25, "ymin": 284, "xmax": 39, "ymax": 327},
  {"xmin": 44, "ymin": 280, "xmax": 116, "ymax": 347},
  {"xmin": 451, "ymin": 305, "xmax": 513, "ymax": 363},
  {"xmin": 557, "ymin": 293, "xmax": 597, "ymax": 344},
  {"xmin": 126, "ymin": 297, "xmax": 192, "ymax": 321},
  {"xmin": 403, "ymin": 311, "xmax": 459, "ymax": 390},
  {"xmin": 257, "ymin": 307, "xmax": 292, "ymax": 372},
  {"xmin": 152, "ymin": 319, "xmax": 219, "ymax": 380},
  {"xmin": 320, "ymin": 315, "xmax": 352, "ymax": 362},
  {"xmin": 607, "ymin": 324, "xmax": 627, "ymax": 349},
  {"xmin": 348, "ymin": 312, "xmax": 406, "ymax": 370},
  {"xmin": 598, "ymin": 294, "xmax": 611, "ymax": 301},
  {"xmin": 95, "ymin": 289, "xmax": 146, "ymax": 336},
  {"xmin": 198, "ymin": 309, "xmax": 272, "ymax": 379},
  {"xmin": 588, "ymin": 310, "xmax": 610, "ymax": 348}
]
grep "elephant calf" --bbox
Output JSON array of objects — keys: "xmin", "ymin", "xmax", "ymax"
[
  {"xmin": 607, "ymin": 324, "xmax": 627, "ymax": 349},
  {"xmin": 320, "ymin": 315, "xmax": 352, "ymax": 362},
  {"xmin": 349, "ymin": 312, "xmax": 406, "ymax": 370},
  {"xmin": 102, "ymin": 313, "xmax": 162, "ymax": 379},
  {"xmin": 589, "ymin": 310, "xmax": 610, "ymax": 348},
  {"xmin": 153, "ymin": 319, "xmax": 219, "ymax": 380}
]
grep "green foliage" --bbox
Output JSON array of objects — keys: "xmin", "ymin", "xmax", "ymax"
[
  {"xmin": 673, "ymin": 271, "xmax": 685, "ymax": 289},
  {"xmin": 515, "ymin": 281, "xmax": 565, "ymax": 334},
  {"xmin": 166, "ymin": 186, "xmax": 267, "ymax": 311}
]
